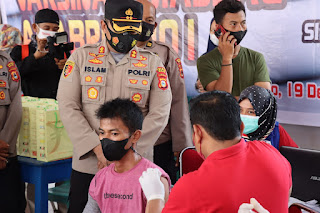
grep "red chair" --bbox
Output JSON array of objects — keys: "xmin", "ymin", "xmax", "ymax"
[
  {"xmin": 179, "ymin": 147, "xmax": 204, "ymax": 177},
  {"xmin": 289, "ymin": 203, "xmax": 319, "ymax": 213}
]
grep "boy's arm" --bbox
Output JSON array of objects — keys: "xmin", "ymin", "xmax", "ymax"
[{"xmin": 83, "ymin": 194, "xmax": 101, "ymax": 213}]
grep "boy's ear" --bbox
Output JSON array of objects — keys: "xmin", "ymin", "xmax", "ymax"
[{"xmin": 131, "ymin": 130, "xmax": 142, "ymax": 144}]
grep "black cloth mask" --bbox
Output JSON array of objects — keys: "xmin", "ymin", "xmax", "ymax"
[
  {"xmin": 100, "ymin": 137, "xmax": 132, "ymax": 161},
  {"xmin": 227, "ymin": 29, "xmax": 247, "ymax": 45},
  {"xmin": 138, "ymin": 21, "xmax": 155, "ymax": 42},
  {"xmin": 105, "ymin": 21, "xmax": 137, "ymax": 53}
]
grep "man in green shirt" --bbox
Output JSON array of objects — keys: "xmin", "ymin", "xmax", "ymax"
[{"xmin": 197, "ymin": 0, "xmax": 271, "ymax": 97}]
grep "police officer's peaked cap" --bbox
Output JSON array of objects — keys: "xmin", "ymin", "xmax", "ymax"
[
  {"xmin": 105, "ymin": 0, "xmax": 143, "ymax": 22},
  {"xmin": 35, "ymin": 8, "xmax": 59, "ymax": 25}
]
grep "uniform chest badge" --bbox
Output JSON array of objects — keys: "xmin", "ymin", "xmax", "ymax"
[
  {"xmin": 95, "ymin": 76, "xmax": 103, "ymax": 83},
  {"xmin": 132, "ymin": 61, "xmax": 147, "ymax": 68},
  {"xmin": 0, "ymin": 65, "xmax": 3, "ymax": 69},
  {"xmin": 132, "ymin": 93, "xmax": 142, "ymax": 103},
  {"xmin": 0, "ymin": 80, "xmax": 6, "ymax": 87},
  {"xmin": 140, "ymin": 55, "xmax": 147, "ymax": 61},
  {"xmin": 129, "ymin": 79, "xmax": 138, "ymax": 84},
  {"xmin": 88, "ymin": 87, "xmax": 98, "ymax": 99},
  {"xmin": 142, "ymin": 80, "xmax": 148, "ymax": 86},
  {"xmin": 63, "ymin": 61, "xmax": 75, "ymax": 78},
  {"xmin": 85, "ymin": 76, "xmax": 92, "ymax": 82},
  {"xmin": 88, "ymin": 52, "xmax": 104, "ymax": 64},
  {"xmin": 0, "ymin": 91, "xmax": 5, "ymax": 100}
]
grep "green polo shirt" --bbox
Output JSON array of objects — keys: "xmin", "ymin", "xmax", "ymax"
[{"xmin": 197, "ymin": 47, "xmax": 271, "ymax": 96}]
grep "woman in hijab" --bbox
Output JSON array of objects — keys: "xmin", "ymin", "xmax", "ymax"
[{"xmin": 238, "ymin": 85, "xmax": 298, "ymax": 150}]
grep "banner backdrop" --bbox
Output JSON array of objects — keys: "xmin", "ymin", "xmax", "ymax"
[{"xmin": 2, "ymin": 0, "xmax": 320, "ymax": 126}]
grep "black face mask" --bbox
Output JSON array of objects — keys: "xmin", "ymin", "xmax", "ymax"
[
  {"xmin": 227, "ymin": 29, "xmax": 247, "ymax": 45},
  {"xmin": 104, "ymin": 21, "xmax": 138, "ymax": 54},
  {"xmin": 137, "ymin": 21, "xmax": 155, "ymax": 42},
  {"xmin": 100, "ymin": 137, "xmax": 132, "ymax": 161}
]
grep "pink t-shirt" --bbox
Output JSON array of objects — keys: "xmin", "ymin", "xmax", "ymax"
[{"xmin": 89, "ymin": 157, "xmax": 170, "ymax": 213}]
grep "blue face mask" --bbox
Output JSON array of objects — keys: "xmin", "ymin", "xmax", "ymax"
[{"xmin": 240, "ymin": 114, "xmax": 259, "ymax": 134}]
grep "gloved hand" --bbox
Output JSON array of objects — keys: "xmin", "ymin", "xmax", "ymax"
[
  {"xmin": 139, "ymin": 168, "xmax": 165, "ymax": 201},
  {"xmin": 238, "ymin": 198, "xmax": 270, "ymax": 213}
]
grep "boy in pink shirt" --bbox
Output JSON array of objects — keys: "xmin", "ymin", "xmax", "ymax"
[{"xmin": 83, "ymin": 98, "xmax": 171, "ymax": 213}]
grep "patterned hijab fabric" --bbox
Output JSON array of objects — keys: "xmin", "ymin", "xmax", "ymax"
[
  {"xmin": 239, "ymin": 85, "xmax": 277, "ymax": 141},
  {"xmin": 0, "ymin": 24, "xmax": 22, "ymax": 54}
]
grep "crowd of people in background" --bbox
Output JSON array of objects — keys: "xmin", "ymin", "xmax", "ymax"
[{"xmin": 0, "ymin": 0, "xmax": 300, "ymax": 212}]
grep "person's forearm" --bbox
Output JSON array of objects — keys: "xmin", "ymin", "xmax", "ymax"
[
  {"xmin": 213, "ymin": 58, "xmax": 233, "ymax": 93},
  {"xmin": 145, "ymin": 199, "xmax": 164, "ymax": 213}
]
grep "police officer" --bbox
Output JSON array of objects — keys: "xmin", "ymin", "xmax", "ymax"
[
  {"xmin": 57, "ymin": 0, "xmax": 172, "ymax": 212},
  {"xmin": 0, "ymin": 50, "xmax": 25, "ymax": 213},
  {"xmin": 136, "ymin": 0, "xmax": 192, "ymax": 183}
]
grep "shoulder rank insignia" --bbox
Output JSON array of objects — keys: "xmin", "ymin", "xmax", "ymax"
[
  {"xmin": 130, "ymin": 50, "xmax": 137, "ymax": 58},
  {"xmin": 146, "ymin": 41, "xmax": 153, "ymax": 47}
]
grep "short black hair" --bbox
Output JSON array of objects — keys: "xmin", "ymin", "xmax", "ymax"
[
  {"xmin": 96, "ymin": 98, "xmax": 143, "ymax": 134},
  {"xmin": 213, "ymin": 0, "xmax": 246, "ymax": 24},
  {"xmin": 190, "ymin": 91, "xmax": 241, "ymax": 141}
]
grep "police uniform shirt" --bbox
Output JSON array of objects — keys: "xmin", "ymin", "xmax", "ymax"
[
  {"xmin": 142, "ymin": 40, "xmax": 192, "ymax": 152},
  {"xmin": 0, "ymin": 50, "xmax": 22, "ymax": 158},
  {"xmin": 57, "ymin": 39, "xmax": 172, "ymax": 174}
]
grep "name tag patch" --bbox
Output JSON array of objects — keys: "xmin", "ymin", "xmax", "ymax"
[
  {"xmin": 85, "ymin": 66, "xmax": 107, "ymax": 73},
  {"xmin": 128, "ymin": 69, "xmax": 150, "ymax": 77}
]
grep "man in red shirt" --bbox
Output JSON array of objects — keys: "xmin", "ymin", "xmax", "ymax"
[{"xmin": 160, "ymin": 91, "xmax": 292, "ymax": 212}]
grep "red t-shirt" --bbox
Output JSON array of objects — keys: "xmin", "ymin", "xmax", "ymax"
[
  {"xmin": 279, "ymin": 124, "xmax": 299, "ymax": 148},
  {"xmin": 163, "ymin": 139, "xmax": 292, "ymax": 213}
]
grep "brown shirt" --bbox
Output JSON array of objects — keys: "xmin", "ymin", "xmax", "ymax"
[
  {"xmin": 0, "ymin": 50, "xmax": 22, "ymax": 158},
  {"xmin": 141, "ymin": 40, "xmax": 192, "ymax": 152},
  {"xmin": 57, "ymin": 39, "xmax": 172, "ymax": 174}
]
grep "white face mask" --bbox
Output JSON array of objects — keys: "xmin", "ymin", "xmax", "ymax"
[
  {"xmin": 210, "ymin": 33, "xmax": 219, "ymax": 46},
  {"xmin": 36, "ymin": 25, "xmax": 56, "ymax": 39}
]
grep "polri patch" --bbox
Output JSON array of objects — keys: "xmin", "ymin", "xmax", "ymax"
[
  {"xmin": 10, "ymin": 70, "xmax": 20, "ymax": 82},
  {"xmin": 63, "ymin": 61, "xmax": 75, "ymax": 78},
  {"xmin": 88, "ymin": 87, "xmax": 98, "ymax": 99},
  {"xmin": 158, "ymin": 77, "xmax": 168, "ymax": 91}
]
